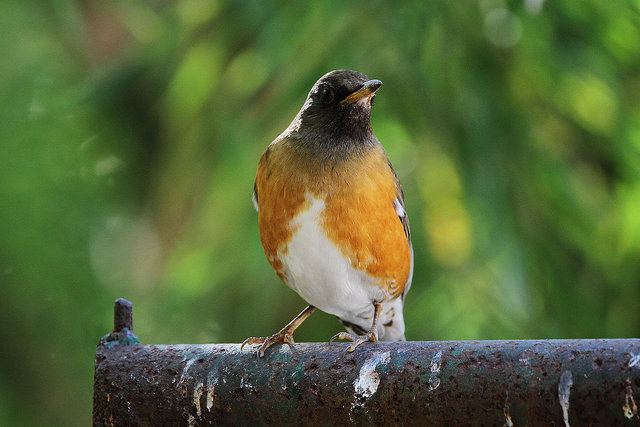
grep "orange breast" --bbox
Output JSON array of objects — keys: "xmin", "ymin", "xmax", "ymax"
[
  {"xmin": 256, "ymin": 139, "xmax": 411, "ymax": 297},
  {"xmin": 321, "ymin": 151, "xmax": 411, "ymax": 297},
  {"xmin": 255, "ymin": 142, "xmax": 307, "ymax": 281}
]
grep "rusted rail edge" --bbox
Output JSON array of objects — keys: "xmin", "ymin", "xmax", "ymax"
[{"xmin": 93, "ymin": 299, "xmax": 640, "ymax": 426}]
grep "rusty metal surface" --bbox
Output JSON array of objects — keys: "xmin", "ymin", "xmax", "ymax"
[
  {"xmin": 98, "ymin": 298, "xmax": 139, "ymax": 350},
  {"xmin": 93, "ymin": 299, "xmax": 640, "ymax": 426},
  {"xmin": 93, "ymin": 338, "xmax": 640, "ymax": 426},
  {"xmin": 113, "ymin": 298, "xmax": 133, "ymax": 332}
]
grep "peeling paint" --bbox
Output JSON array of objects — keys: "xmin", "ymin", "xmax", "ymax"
[
  {"xmin": 206, "ymin": 371, "xmax": 217, "ymax": 412},
  {"xmin": 503, "ymin": 392, "xmax": 513, "ymax": 427},
  {"xmin": 504, "ymin": 413, "xmax": 514, "ymax": 427},
  {"xmin": 193, "ymin": 382, "xmax": 204, "ymax": 417},
  {"xmin": 180, "ymin": 358, "xmax": 196, "ymax": 383},
  {"xmin": 239, "ymin": 375, "xmax": 255, "ymax": 391},
  {"xmin": 558, "ymin": 370, "xmax": 573, "ymax": 427},
  {"xmin": 194, "ymin": 382, "xmax": 204, "ymax": 416},
  {"xmin": 94, "ymin": 338, "xmax": 640, "ymax": 425},
  {"xmin": 630, "ymin": 353, "xmax": 640, "ymax": 368},
  {"xmin": 429, "ymin": 350, "xmax": 442, "ymax": 391},
  {"xmin": 623, "ymin": 382, "xmax": 638, "ymax": 419},
  {"xmin": 353, "ymin": 351, "xmax": 391, "ymax": 399},
  {"xmin": 206, "ymin": 386, "xmax": 215, "ymax": 411},
  {"xmin": 177, "ymin": 358, "xmax": 197, "ymax": 398}
]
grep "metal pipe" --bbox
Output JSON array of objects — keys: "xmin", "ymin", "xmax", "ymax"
[
  {"xmin": 93, "ymin": 299, "xmax": 640, "ymax": 426},
  {"xmin": 113, "ymin": 298, "xmax": 133, "ymax": 332}
]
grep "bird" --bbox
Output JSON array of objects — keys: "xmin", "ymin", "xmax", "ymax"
[{"xmin": 241, "ymin": 70, "xmax": 413, "ymax": 357}]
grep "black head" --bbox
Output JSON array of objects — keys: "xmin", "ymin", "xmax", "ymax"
[{"xmin": 293, "ymin": 70, "xmax": 382, "ymax": 146}]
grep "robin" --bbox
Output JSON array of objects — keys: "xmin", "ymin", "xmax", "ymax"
[{"xmin": 242, "ymin": 70, "xmax": 413, "ymax": 357}]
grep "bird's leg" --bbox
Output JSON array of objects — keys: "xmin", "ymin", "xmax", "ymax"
[
  {"xmin": 330, "ymin": 302, "xmax": 382, "ymax": 352},
  {"xmin": 241, "ymin": 305, "xmax": 316, "ymax": 357}
]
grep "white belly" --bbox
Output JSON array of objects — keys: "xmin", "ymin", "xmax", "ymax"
[{"xmin": 278, "ymin": 195, "xmax": 389, "ymax": 326}]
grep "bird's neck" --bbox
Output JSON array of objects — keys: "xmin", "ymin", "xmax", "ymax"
[{"xmin": 290, "ymin": 127, "xmax": 377, "ymax": 165}]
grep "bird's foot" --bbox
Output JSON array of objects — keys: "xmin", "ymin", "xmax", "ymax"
[
  {"xmin": 330, "ymin": 330, "xmax": 378, "ymax": 352},
  {"xmin": 241, "ymin": 305, "xmax": 316, "ymax": 358},
  {"xmin": 241, "ymin": 329, "xmax": 295, "ymax": 358}
]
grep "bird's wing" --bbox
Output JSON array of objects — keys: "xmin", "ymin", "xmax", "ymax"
[
  {"xmin": 394, "ymin": 188, "xmax": 411, "ymax": 243},
  {"xmin": 388, "ymin": 160, "xmax": 413, "ymax": 301},
  {"xmin": 252, "ymin": 181, "xmax": 259, "ymax": 211}
]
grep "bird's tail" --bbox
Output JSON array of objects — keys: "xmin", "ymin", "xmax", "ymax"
[
  {"xmin": 378, "ymin": 297, "xmax": 406, "ymax": 341},
  {"xmin": 340, "ymin": 298, "xmax": 406, "ymax": 341}
]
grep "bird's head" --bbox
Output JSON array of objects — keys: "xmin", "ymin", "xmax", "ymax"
[{"xmin": 294, "ymin": 70, "xmax": 382, "ymax": 145}]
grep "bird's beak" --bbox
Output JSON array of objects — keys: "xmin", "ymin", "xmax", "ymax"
[{"xmin": 340, "ymin": 79, "xmax": 383, "ymax": 104}]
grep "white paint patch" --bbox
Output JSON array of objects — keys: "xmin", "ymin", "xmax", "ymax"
[
  {"xmin": 206, "ymin": 371, "xmax": 217, "ymax": 411},
  {"xmin": 629, "ymin": 353, "xmax": 640, "ymax": 368},
  {"xmin": 623, "ymin": 382, "xmax": 638, "ymax": 419},
  {"xmin": 193, "ymin": 381, "xmax": 204, "ymax": 416},
  {"xmin": 504, "ymin": 412, "xmax": 514, "ymax": 427},
  {"xmin": 206, "ymin": 386, "xmax": 214, "ymax": 412},
  {"xmin": 178, "ymin": 358, "xmax": 197, "ymax": 391},
  {"xmin": 180, "ymin": 359, "xmax": 196, "ymax": 378},
  {"xmin": 503, "ymin": 392, "xmax": 513, "ymax": 427},
  {"xmin": 239, "ymin": 375, "xmax": 255, "ymax": 392},
  {"xmin": 558, "ymin": 370, "xmax": 573, "ymax": 427},
  {"xmin": 429, "ymin": 350, "xmax": 443, "ymax": 391},
  {"xmin": 353, "ymin": 351, "xmax": 391, "ymax": 399}
]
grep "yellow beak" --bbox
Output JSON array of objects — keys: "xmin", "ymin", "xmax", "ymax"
[{"xmin": 340, "ymin": 79, "xmax": 383, "ymax": 104}]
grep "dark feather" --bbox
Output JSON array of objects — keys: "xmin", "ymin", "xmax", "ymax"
[
  {"xmin": 339, "ymin": 318, "xmax": 368, "ymax": 335},
  {"xmin": 388, "ymin": 159, "xmax": 411, "ymax": 243}
]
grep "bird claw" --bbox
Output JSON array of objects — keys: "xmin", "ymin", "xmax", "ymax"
[
  {"xmin": 241, "ymin": 306, "xmax": 316, "ymax": 358},
  {"xmin": 330, "ymin": 331, "xmax": 378, "ymax": 352},
  {"xmin": 241, "ymin": 331, "xmax": 295, "ymax": 357}
]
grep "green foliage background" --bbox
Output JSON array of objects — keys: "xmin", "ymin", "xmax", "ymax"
[{"xmin": 1, "ymin": 1, "xmax": 639, "ymax": 424}]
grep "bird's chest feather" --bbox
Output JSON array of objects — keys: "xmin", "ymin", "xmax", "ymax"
[{"xmin": 256, "ymin": 143, "xmax": 411, "ymax": 303}]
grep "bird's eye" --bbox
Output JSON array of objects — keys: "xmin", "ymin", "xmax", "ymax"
[{"xmin": 321, "ymin": 88, "xmax": 334, "ymax": 104}]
